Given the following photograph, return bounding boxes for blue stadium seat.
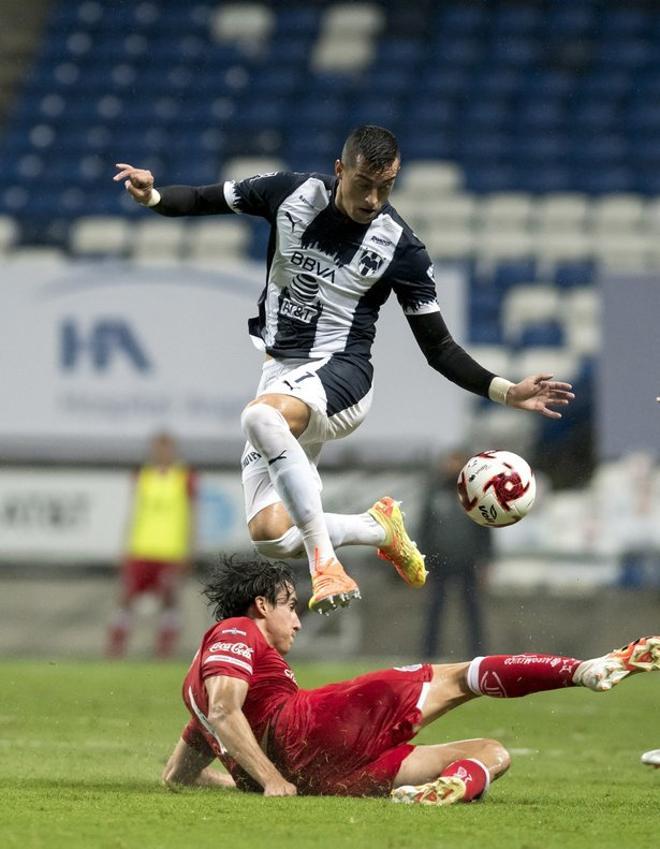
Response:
[553,261,596,289]
[429,37,483,66]
[519,166,572,193]
[464,164,517,194]
[418,67,469,97]
[436,4,487,34]
[517,321,565,349]
[491,260,538,292]
[469,67,520,98]
[397,132,455,160]
[577,166,634,194]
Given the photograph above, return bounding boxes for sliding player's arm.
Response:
[205,674,296,797]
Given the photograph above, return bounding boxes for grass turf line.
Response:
[0,660,658,849]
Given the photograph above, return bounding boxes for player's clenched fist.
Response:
[114,163,155,205]
[263,777,297,797]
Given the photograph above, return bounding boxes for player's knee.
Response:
[240,402,287,444]
[252,526,304,559]
[481,739,511,776]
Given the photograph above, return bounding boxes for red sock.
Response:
[155,627,179,659]
[467,654,582,698]
[106,625,128,658]
[440,759,489,802]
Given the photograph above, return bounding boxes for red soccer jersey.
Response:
[182,616,298,755]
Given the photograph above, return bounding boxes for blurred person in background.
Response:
[114,125,573,616]
[106,431,197,659]
[418,449,492,659]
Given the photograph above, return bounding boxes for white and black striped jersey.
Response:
[152,173,496,401]
[221,171,440,361]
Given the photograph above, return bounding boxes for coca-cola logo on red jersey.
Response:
[208,641,254,660]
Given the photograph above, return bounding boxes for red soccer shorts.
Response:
[270,664,433,796]
[121,558,179,603]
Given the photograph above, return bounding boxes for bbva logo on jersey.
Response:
[358,249,385,277]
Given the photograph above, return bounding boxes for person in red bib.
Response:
[106,432,197,659]
[162,556,660,803]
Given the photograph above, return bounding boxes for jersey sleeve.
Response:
[225,171,307,221]
[199,618,261,684]
[389,243,441,316]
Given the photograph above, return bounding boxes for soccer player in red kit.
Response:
[162,556,660,804]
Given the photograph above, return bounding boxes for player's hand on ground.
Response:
[262,777,297,797]
[506,374,575,419]
[114,163,155,205]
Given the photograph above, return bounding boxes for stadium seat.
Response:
[517,320,565,349]
[533,231,593,264]
[420,194,477,229]
[221,156,286,181]
[553,260,595,289]
[312,35,374,72]
[534,193,590,232]
[475,229,535,262]
[503,285,562,344]
[509,346,580,383]
[312,3,383,72]
[321,3,385,36]
[70,215,131,257]
[424,227,476,260]
[0,215,17,253]
[188,218,250,263]
[132,218,187,262]
[488,259,539,291]
[590,193,646,231]
[468,344,512,377]
[398,161,463,195]
[592,230,651,270]
[210,4,274,48]
[478,192,535,230]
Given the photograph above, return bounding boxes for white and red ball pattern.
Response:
[457,450,536,527]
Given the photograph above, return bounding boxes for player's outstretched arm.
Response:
[205,675,297,797]
[505,374,575,419]
[113,163,230,216]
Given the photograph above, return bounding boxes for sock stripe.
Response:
[467,656,485,695]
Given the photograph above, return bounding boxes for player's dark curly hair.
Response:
[342,125,400,171]
[202,554,296,621]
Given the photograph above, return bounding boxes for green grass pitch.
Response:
[1,660,658,849]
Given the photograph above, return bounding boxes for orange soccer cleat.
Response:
[308,556,361,615]
[368,497,428,588]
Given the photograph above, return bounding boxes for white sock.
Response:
[253,512,385,559]
[325,512,386,547]
[241,403,334,573]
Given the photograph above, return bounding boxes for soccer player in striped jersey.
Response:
[115,126,574,615]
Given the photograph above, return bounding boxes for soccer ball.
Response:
[457,450,536,527]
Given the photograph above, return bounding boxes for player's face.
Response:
[151,434,176,467]
[334,155,400,224]
[263,585,301,654]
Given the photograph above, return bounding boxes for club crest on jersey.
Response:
[358,249,385,277]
